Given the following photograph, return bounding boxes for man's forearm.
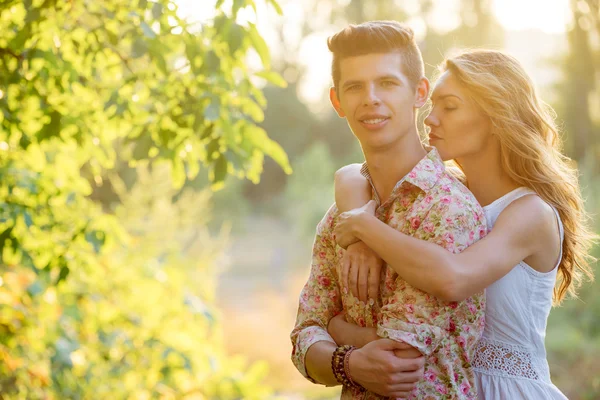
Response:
[329,315,379,348]
[305,341,340,386]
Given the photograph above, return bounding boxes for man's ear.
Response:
[330,87,346,117]
[414,77,430,108]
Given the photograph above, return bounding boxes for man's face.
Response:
[330,52,427,152]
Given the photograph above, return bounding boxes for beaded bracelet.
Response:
[344,346,357,386]
[331,345,362,389]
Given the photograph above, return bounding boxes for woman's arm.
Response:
[337,195,558,302]
[334,164,371,212]
[328,313,379,348]
[328,314,423,361]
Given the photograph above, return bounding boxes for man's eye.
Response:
[382,81,396,87]
[347,85,360,91]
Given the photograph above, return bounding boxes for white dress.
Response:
[473,187,568,399]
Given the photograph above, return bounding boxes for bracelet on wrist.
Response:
[331,345,363,390]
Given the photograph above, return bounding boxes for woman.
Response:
[330,50,596,399]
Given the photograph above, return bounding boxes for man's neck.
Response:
[363,133,427,204]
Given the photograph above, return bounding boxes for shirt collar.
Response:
[360,147,446,196]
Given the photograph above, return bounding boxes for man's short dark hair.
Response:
[327,21,424,90]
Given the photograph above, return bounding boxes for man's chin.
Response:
[358,136,400,152]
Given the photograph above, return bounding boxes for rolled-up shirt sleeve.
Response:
[290,204,342,382]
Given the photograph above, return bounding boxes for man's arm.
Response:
[290,204,342,385]
[291,205,426,395]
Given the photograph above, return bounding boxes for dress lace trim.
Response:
[472,338,544,380]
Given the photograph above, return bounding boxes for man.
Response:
[290,21,487,399]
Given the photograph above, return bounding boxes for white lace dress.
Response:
[473,187,568,399]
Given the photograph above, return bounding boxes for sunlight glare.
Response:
[492,0,571,33]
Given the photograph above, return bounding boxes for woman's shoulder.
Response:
[500,191,556,223]
[494,192,559,245]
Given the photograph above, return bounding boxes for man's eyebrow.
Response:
[378,74,402,81]
[342,80,362,88]
[342,75,403,88]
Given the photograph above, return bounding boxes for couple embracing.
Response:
[290,20,595,400]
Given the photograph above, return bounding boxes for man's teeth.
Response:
[363,118,386,124]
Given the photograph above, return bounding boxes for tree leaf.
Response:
[227,23,245,55]
[27,280,45,297]
[248,23,270,68]
[255,71,287,88]
[171,157,186,189]
[141,21,156,39]
[204,99,220,122]
[133,135,154,160]
[152,3,163,19]
[267,0,284,15]
[211,153,228,188]
[56,265,70,284]
[24,212,33,228]
[132,37,148,58]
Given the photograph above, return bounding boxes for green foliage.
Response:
[283,142,337,240]
[1,168,274,399]
[0,0,287,397]
[546,164,600,399]
[553,0,600,164]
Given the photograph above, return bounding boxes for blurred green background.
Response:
[0,0,598,399]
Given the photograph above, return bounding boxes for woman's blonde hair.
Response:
[441,49,596,304]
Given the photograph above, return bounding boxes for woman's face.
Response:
[424,71,493,161]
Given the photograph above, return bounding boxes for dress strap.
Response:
[549,205,565,270]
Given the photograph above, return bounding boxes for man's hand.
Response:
[341,241,384,303]
[349,339,425,398]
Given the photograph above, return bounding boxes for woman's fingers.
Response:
[358,259,369,302]
[341,253,351,293]
[349,259,360,299]
[368,264,380,300]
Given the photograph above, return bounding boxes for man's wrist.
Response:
[347,347,364,386]
[360,328,379,347]
[332,345,364,390]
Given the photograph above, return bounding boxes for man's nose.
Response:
[363,84,381,106]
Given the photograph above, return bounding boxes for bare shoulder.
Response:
[334,163,363,179]
[494,194,559,249]
[497,194,556,229]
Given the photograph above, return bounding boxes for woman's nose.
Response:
[424,112,439,127]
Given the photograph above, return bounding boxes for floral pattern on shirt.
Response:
[290,148,487,399]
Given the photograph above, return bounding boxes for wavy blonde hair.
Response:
[440,49,596,304]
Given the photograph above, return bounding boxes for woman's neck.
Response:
[457,142,520,207]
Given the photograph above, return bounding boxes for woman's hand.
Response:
[334,200,377,249]
[341,241,384,303]
[327,311,379,348]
